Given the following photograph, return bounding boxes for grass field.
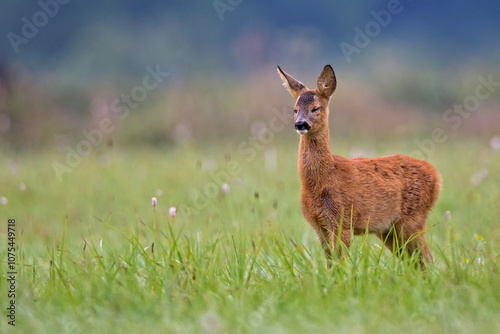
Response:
[1,137,500,333]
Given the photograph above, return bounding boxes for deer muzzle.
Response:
[295,121,311,134]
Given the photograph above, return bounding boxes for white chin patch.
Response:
[296,129,308,135]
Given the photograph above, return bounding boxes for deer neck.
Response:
[298,124,333,190]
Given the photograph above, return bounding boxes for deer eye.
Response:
[293,109,297,114]
[311,107,320,113]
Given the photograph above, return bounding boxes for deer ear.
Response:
[317,65,337,99]
[277,66,307,99]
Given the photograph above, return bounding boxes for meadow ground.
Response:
[1,137,499,333]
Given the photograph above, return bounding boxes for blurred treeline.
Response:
[0,1,499,150]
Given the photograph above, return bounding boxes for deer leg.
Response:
[403,227,432,271]
[315,226,333,267]
[395,218,433,271]
[379,230,403,258]
[411,234,432,271]
[331,227,351,259]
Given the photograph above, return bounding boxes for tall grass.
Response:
[1,138,499,333]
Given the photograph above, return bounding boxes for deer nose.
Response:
[295,121,311,131]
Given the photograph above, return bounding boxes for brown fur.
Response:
[277,65,441,270]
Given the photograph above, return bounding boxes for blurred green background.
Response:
[0,0,499,151]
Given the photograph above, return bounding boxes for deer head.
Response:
[277,65,337,135]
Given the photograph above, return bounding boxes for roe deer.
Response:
[277,65,441,270]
